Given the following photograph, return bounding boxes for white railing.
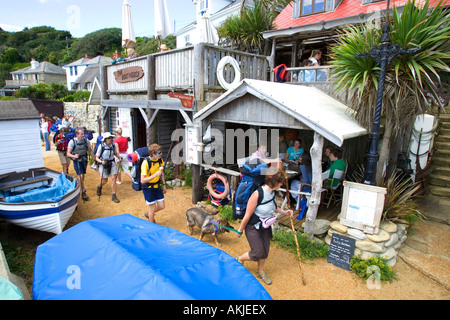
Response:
[286,66,332,83]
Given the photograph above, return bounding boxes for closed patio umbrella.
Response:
[155,0,173,39]
[198,14,219,45]
[122,0,136,48]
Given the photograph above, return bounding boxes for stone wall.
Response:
[325,219,408,267]
[63,102,101,133]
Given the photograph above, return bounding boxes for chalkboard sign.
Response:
[327,233,356,271]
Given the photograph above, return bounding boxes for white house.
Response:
[63,55,112,91]
[173,0,253,48]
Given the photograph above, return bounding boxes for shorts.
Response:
[245,224,271,261]
[57,150,70,165]
[143,187,165,205]
[73,159,88,175]
[99,161,119,178]
[118,153,130,174]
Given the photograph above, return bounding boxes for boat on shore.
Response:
[0,168,80,234]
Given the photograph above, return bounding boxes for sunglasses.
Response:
[157,152,162,155]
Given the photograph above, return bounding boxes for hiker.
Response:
[95,132,122,203]
[54,127,70,174]
[114,127,132,184]
[236,170,293,285]
[141,144,166,223]
[67,128,95,201]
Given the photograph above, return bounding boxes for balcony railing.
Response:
[5,79,40,86]
[285,66,332,84]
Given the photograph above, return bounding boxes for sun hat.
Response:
[102,132,115,141]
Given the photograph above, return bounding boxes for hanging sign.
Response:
[114,66,144,83]
[168,92,194,109]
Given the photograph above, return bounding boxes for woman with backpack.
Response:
[54,127,70,174]
[235,170,293,285]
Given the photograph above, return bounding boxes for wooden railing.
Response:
[104,43,269,101]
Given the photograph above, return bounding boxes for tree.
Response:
[219,0,292,54]
[70,28,122,59]
[329,0,450,184]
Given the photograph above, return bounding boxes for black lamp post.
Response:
[356,22,420,185]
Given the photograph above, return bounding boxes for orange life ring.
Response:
[207,173,229,200]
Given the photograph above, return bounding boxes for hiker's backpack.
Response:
[274,64,287,83]
[130,147,164,191]
[233,159,268,220]
[55,133,68,152]
[93,136,103,165]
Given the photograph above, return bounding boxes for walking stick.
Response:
[284,175,306,286]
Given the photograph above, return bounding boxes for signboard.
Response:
[340,181,387,234]
[186,125,202,165]
[114,66,144,83]
[327,233,356,271]
[168,92,194,109]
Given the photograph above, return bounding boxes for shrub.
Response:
[350,256,397,282]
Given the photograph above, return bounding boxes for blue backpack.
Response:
[233,159,268,220]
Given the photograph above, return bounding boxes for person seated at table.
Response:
[284,139,304,163]
[249,144,267,162]
[322,145,334,171]
[291,152,313,204]
[324,148,346,188]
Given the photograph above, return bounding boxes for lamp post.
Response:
[356,22,420,185]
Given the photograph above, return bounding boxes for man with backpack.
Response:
[95,132,122,203]
[67,128,95,201]
[141,144,166,223]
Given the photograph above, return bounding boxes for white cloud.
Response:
[0,24,22,32]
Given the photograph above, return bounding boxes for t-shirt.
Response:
[114,136,129,153]
[141,158,165,188]
[327,159,346,188]
[286,147,304,161]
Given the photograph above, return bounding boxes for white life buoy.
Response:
[216,56,241,90]
[207,173,229,200]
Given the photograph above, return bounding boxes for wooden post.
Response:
[147,55,156,145]
[194,43,206,103]
[304,132,324,240]
[100,65,109,134]
[192,164,203,204]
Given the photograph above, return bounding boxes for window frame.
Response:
[293,0,326,18]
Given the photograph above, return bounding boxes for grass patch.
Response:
[272,229,329,261]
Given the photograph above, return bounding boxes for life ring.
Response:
[217,56,241,90]
[207,173,230,200]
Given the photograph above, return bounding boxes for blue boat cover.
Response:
[33,214,272,300]
[5,174,76,203]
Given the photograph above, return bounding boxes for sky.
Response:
[0,0,197,38]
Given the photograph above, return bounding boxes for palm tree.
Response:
[329,0,450,184]
[219,0,292,54]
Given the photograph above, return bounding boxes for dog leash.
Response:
[210,220,243,235]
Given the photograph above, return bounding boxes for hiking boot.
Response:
[81,191,89,201]
[112,194,120,203]
[97,185,102,196]
[258,272,272,285]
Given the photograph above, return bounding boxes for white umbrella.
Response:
[122,0,136,48]
[198,15,219,45]
[155,0,173,39]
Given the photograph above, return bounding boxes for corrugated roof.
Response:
[194,79,367,146]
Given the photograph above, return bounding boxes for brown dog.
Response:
[186,207,232,247]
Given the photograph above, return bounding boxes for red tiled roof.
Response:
[274,0,450,30]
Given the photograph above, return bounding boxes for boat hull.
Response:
[0,168,80,234]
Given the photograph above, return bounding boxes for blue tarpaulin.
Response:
[5,174,76,203]
[33,214,272,300]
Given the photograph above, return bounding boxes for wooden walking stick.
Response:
[284,175,306,285]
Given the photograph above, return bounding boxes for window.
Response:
[199,0,208,15]
[293,0,325,18]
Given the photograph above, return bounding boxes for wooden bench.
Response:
[0,176,53,191]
